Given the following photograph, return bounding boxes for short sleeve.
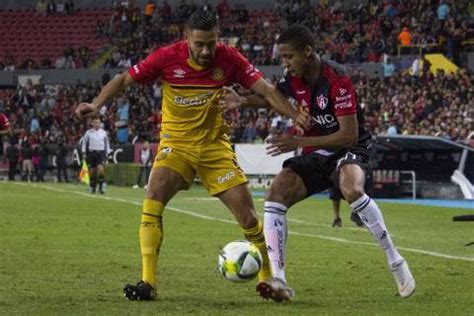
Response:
[331,76,357,116]
[276,75,292,98]
[0,114,9,129]
[229,49,263,89]
[129,47,169,85]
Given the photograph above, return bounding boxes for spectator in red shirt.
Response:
[0,112,12,137]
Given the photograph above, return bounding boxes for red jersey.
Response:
[277,59,370,154]
[0,113,10,131]
[129,40,263,144]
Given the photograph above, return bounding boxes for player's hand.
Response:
[266,134,301,156]
[218,86,242,112]
[294,108,312,131]
[75,102,98,120]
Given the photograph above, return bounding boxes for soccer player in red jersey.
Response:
[76,11,310,301]
[219,24,415,301]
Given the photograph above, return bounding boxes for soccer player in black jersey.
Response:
[219,24,415,302]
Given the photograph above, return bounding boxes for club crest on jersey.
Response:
[316,94,328,110]
[211,67,225,81]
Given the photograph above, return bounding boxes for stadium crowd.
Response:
[0,64,472,149]
[0,0,471,70]
[98,0,471,67]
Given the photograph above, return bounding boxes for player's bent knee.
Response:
[340,185,365,204]
[266,169,304,205]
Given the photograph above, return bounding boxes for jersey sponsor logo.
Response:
[174,93,213,107]
[316,94,328,110]
[312,114,336,125]
[335,94,351,102]
[217,171,235,184]
[335,100,353,109]
[211,67,225,81]
[173,69,186,78]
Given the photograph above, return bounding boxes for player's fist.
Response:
[75,103,98,119]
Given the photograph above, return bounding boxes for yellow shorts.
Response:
[152,136,248,195]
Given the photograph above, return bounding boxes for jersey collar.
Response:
[184,41,207,71]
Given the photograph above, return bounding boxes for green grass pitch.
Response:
[0,182,473,315]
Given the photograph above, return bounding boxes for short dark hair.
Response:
[185,10,217,31]
[277,24,316,51]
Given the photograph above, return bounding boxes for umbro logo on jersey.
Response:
[173,69,186,78]
[339,88,347,95]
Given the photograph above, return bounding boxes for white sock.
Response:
[263,201,288,283]
[351,194,403,265]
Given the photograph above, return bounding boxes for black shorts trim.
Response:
[282,143,372,197]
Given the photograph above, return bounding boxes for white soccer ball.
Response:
[218,240,262,282]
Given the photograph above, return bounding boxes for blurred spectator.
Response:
[398,27,412,54]
[55,137,69,182]
[217,0,231,19]
[36,0,48,15]
[383,56,396,80]
[6,140,19,181]
[144,0,156,24]
[133,141,152,189]
[56,0,65,14]
[36,138,49,182]
[65,0,75,15]
[47,0,57,15]
[437,1,449,21]
[20,141,34,181]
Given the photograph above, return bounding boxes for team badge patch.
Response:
[316,94,328,110]
[211,67,225,81]
[155,147,173,161]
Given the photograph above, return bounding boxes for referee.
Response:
[81,116,110,194]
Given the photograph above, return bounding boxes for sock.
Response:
[351,194,403,265]
[263,201,288,283]
[98,176,104,191]
[140,199,164,288]
[242,218,272,282]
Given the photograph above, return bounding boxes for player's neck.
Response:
[302,55,321,89]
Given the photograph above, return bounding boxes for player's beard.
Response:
[190,49,212,67]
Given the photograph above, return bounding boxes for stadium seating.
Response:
[0,8,111,66]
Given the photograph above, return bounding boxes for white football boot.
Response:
[256,278,295,302]
[390,258,416,298]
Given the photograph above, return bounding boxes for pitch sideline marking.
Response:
[11,183,474,263]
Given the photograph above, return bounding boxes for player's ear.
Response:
[304,45,313,59]
[184,26,190,41]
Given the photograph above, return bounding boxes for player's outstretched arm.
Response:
[75,72,135,119]
[249,78,311,130]
[218,86,269,112]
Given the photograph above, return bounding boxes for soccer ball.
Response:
[218,240,262,282]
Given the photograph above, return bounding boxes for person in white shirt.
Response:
[133,141,153,189]
[81,117,110,194]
